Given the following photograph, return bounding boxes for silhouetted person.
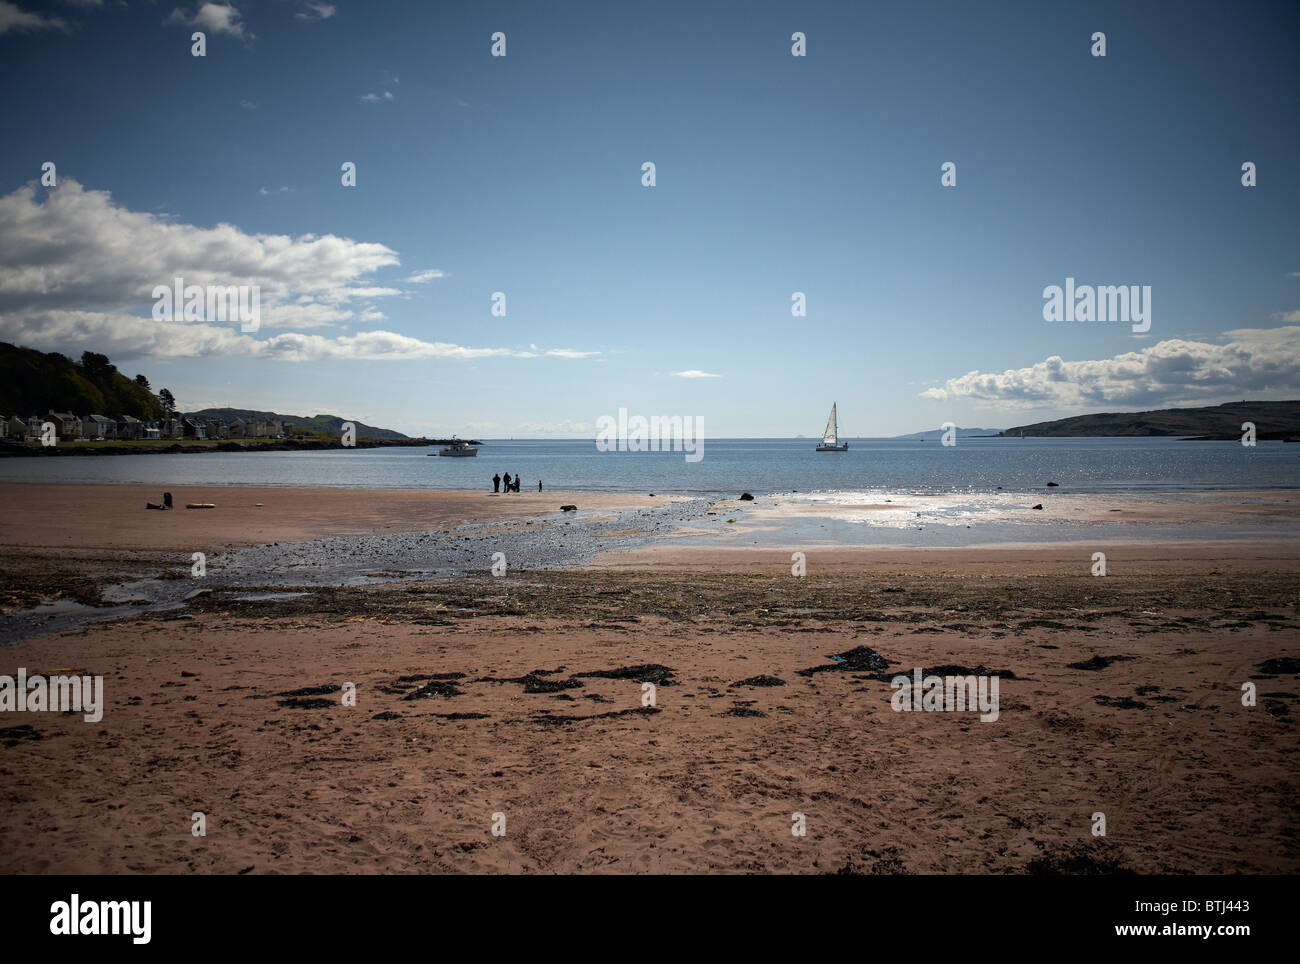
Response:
[538,480,542,492]
[513,472,521,493]
[503,472,512,492]
[492,473,501,493]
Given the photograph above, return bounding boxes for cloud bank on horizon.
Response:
[922,325,1300,410]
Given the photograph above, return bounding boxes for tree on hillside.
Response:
[158,388,176,415]
[78,352,115,381]
[135,374,150,390]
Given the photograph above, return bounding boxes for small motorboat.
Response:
[435,437,478,457]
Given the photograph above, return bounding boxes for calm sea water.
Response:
[0,437,1295,494]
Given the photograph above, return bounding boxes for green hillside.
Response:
[0,343,163,420]
[0,343,409,439]
[1002,401,1300,438]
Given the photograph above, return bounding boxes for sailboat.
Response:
[815,403,849,452]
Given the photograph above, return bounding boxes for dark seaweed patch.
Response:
[1258,657,1300,675]
[1068,655,1135,671]
[401,678,465,700]
[527,706,660,726]
[395,672,467,684]
[797,645,891,677]
[573,664,677,686]
[275,683,340,698]
[1026,844,1135,875]
[0,724,42,748]
[732,675,786,688]
[1093,695,1148,710]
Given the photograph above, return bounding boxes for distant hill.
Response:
[890,427,1003,440]
[1001,401,1300,438]
[0,342,163,420]
[189,408,408,440]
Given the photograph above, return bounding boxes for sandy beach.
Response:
[1,483,1297,874]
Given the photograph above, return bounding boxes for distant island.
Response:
[1000,401,1300,439]
[889,427,1003,441]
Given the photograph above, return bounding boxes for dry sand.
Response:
[0,484,1297,874]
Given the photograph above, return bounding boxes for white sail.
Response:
[822,403,838,446]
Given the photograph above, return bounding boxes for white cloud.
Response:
[360,90,394,103]
[406,269,445,283]
[0,179,397,329]
[295,2,334,20]
[671,369,721,378]
[546,348,600,359]
[0,179,599,364]
[166,3,251,42]
[920,326,1300,408]
[1,309,575,362]
[0,1,68,35]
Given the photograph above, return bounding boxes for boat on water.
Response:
[815,403,849,451]
[434,437,478,457]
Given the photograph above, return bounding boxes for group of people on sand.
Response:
[492,472,540,493]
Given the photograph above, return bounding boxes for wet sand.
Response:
[0,484,1297,874]
[0,483,674,553]
[591,540,1300,573]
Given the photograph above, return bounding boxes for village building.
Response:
[83,415,116,440]
[117,415,144,440]
[48,411,81,439]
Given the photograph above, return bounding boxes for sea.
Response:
[0,437,1295,495]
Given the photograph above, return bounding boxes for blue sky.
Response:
[1,0,1297,437]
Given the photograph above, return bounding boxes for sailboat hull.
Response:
[815,442,848,451]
